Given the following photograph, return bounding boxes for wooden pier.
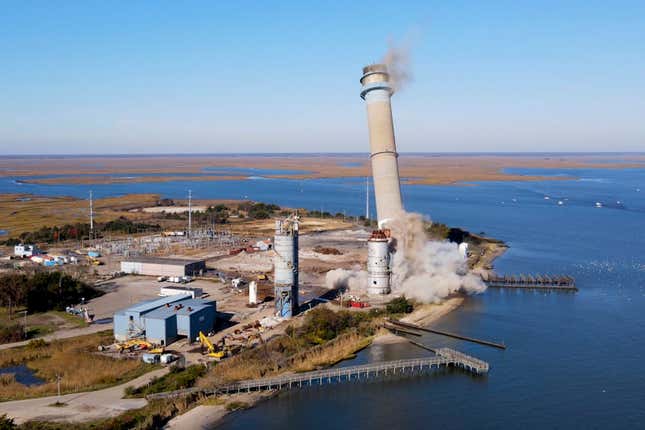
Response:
[386,318,507,350]
[147,350,489,400]
[482,273,577,291]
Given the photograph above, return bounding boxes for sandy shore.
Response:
[164,392,272,430]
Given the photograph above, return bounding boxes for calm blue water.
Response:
[0,365,44,386]
[1,166,644,428]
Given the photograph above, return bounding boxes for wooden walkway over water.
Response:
[147,349,488,400]
[482,273,577,291]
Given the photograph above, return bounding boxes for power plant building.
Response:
[120,257,206,277]
[113,296,216,345]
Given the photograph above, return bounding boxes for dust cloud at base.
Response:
[324,211,486,303]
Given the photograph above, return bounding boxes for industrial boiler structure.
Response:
[367,230,391,294]
[273,215,299,318]
[360,63,406,294]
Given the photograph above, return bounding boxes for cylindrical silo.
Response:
[274,217,299,317]
[360,64,404,226]
[249,281,257,305]
[367,230,391,294]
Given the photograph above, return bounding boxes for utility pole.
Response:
[89,190,94,241]
[20,310,27,338]
[365,176,370,220]
[188,189,192,238]
[56,374,62,399]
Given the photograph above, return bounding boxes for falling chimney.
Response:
[360,64,404,226]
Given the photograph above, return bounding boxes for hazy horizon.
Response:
[2,151,645,158]
[2,1,644,154]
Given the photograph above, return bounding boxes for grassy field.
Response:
[0,308,87,344]
[0,331,155,401]
[0,191,356,241]
[0,193,161,238]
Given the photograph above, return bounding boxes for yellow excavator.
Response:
[198,331,225,359]
[86,256,102,266]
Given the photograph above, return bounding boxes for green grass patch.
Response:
[48,311,88,328]
[225,401,249,411]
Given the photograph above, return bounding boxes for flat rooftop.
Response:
[122,256,205,265]
[160,286,202,293]
[120,295,187,314]
[145,298,215,319]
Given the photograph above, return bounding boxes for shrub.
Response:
[0,414,16,430]
[0,324,24,343]
[225,401,249,411]
[386,296,414,314]
[127,365,207,397]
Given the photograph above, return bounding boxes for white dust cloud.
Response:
[325,211,486,303]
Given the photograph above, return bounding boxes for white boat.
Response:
[595,202,603,208]
[558,201,564,205]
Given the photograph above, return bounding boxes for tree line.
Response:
[2,217,161,245]
[0,271,103,314]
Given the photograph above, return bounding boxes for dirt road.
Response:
[0,367,167,424]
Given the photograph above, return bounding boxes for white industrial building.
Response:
[159,286,203,299]
[121,257,206,277]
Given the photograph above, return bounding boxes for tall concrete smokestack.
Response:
[360,64,404,226]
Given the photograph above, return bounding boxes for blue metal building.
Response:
[113,296,216,345]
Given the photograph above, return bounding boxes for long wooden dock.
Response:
[147,350,489,400]
[386,318,507,350]
[482,273,577,291]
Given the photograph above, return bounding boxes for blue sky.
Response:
[1,1,644,154]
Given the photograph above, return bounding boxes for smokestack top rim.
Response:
[360,63,390,84]
[362,63,389,75]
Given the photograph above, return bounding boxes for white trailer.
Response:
[14,244,39,258]
[159,286,203,299]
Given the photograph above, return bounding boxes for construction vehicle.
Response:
[86,256,102,266]
[98,339,162,353]
[116,339,153,353]
[198,331,225,359]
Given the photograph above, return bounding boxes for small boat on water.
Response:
[595,202,603,208]
[558,201,564,205]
